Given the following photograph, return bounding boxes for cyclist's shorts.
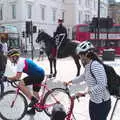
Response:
[23,75,44,92]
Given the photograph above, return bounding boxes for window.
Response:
[52,8,56,22]
[0,5,3,20]
[40,5,45,21]
[27,4,32,19]
[79,0,81,4]
[62,11,64,20]
[11,4,16,19]
[78,11,81,23]
[79,26,89,32]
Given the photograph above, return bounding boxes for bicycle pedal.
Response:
[35,107,43,112]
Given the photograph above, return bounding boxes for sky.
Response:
[116,0,120,2]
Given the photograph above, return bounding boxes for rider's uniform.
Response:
[51,24,67,57]
[16,57,45,92]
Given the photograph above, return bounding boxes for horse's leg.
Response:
[53,58,57,77]
[72,55,81,76]
[48,57,53,77]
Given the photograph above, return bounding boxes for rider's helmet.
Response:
[7,49,20,64]
[76,41,95,54]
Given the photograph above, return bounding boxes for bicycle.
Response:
[0,75,85,120]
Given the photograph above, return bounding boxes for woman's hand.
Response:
[72,92,87,100]
[63,81,72,86]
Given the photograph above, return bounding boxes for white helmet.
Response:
[76,41,95,54]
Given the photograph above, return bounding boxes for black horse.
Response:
[36,30,81,77]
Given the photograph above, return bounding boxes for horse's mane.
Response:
[42,31,53,41]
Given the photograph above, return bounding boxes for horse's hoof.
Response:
[53,74,56,77]
[76,73,79,76]
[48,74,53,78]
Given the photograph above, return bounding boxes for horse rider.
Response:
[52,18,68,57]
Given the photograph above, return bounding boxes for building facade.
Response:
[108,1,120,24]
[0,0,109,50]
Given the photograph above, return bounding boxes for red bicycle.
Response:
[0,75,85,120]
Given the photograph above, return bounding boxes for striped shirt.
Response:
[72,60,110,103]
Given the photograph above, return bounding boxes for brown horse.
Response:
[36,30,81,77]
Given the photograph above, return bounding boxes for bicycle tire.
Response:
[43,88,74,117]
[0,81,4,97]
[0,90,28,120]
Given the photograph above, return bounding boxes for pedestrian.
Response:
[64,41,111,120]
[5,49,45,115]
[51,103,66,120]
[0,43,7,78]
[0,37,8,56]
[37,46,45,61]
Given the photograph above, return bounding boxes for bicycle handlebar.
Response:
[64,83,86,101]
[1,77,20,88]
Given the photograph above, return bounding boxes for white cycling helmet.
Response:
[76,41,95,54]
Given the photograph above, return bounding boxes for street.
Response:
[1,57,120,120]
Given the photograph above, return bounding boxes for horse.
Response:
[36,30,81,77]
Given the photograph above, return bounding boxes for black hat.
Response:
[58,19,64,22]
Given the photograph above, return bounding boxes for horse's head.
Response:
[36,29,45,43]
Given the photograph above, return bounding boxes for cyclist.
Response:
[65,41,111,120]
[6,49,45,115]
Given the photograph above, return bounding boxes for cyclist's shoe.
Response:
[26,108,36,115]
[28,97,38,108]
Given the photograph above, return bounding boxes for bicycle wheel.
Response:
[43,88,74,117]
[0,90,28,120]
[0,81,4,97]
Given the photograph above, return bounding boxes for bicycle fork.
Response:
[65,97,77,120]
[11,88,20,108]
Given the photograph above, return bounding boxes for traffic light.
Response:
[22,31,25,38]
[33,26,37,33]
[26,21,32,35]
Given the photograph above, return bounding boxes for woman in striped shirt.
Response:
[65,41,111,120]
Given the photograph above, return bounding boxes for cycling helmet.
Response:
[7,49,20,57]
[76,41,95,54]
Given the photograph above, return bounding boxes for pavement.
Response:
[1,56,120,120]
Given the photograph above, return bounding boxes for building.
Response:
[108,1,120,24]
[0,0,108,50]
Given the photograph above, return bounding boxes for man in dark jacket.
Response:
[52,19,68,57]
[0,44,7,77]
[54,19,67,48]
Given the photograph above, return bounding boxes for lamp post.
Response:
[97,0,100,41]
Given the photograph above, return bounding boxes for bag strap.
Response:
[90,61,96,80]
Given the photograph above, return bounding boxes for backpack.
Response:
[51,103,66,120]
[90,61,120,97]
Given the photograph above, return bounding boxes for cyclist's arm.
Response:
[8,72,22,81]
